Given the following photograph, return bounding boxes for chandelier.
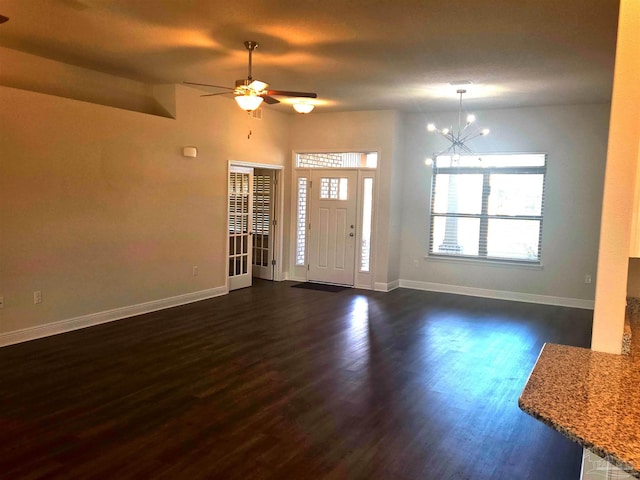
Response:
[427,89,490,161]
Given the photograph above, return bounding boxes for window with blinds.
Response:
[429,154,546,263]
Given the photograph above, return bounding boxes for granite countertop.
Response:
[519,312,640,478]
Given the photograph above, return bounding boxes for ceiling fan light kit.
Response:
[427,89,490,162]
[293,102,314,114]
[235,94,264,112]
[185,41,318,114]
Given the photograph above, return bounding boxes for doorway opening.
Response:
[291,151,378,289]
[228,162,283,291]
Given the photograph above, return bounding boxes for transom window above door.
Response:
[296,152,378,168]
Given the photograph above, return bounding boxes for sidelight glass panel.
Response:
[360,178,373,272]
[296,178,308,266]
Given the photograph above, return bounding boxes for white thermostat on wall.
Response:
[182,146,197,158]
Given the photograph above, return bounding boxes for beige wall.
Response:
[400,104,609,304]
[592,0,640,354]
[0,81,291,335]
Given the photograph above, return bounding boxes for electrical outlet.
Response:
[192,266,198,277]
[33,291,42,304]
[584,274,592,284]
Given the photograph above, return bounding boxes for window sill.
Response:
[424,254,544,270]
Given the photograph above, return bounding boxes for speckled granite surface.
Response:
[519,341,640,478]
[623,316,632,356]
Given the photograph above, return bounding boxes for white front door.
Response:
[308,170,357,285]
[228,166,253,291]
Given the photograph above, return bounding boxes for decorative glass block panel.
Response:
[320,177,348,200]
[296,178,308,266]
[296,152,378,168]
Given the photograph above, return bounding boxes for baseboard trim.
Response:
[374,280,400,292]
[0,286,228,348]
[398,279,595,309]
[287,275,307,283]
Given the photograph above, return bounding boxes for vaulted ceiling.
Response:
[0,0,620,113]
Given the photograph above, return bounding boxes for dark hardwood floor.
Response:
[0,280,593,479]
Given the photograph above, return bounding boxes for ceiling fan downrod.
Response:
[244,41,258,81]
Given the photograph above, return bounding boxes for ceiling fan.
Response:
[185,41,318,114]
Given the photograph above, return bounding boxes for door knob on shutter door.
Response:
[349,233,354,237]
[350,225,355,229]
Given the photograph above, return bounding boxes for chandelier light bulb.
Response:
[425,157,433,166]
[427,123,436,132]
[481,128,490,136]
[466,114,476,124]
[441,128,450,135]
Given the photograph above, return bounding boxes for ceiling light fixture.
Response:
[235,94,264,112]
[427,89,490,161]
[293,102,314,114]
[187,41,318,114]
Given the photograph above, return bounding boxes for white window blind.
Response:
[429,154,546,263]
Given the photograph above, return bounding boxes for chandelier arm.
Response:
[439,144,455,156]
[459,143,474,154]
[459,130,480,143]
[461,131,483,143]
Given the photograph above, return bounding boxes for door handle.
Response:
[349,233,354,237]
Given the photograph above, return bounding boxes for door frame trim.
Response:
[289,150,380,289]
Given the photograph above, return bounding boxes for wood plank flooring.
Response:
[0,280,593,479]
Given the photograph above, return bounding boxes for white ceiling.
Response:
[0,0,620,113]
